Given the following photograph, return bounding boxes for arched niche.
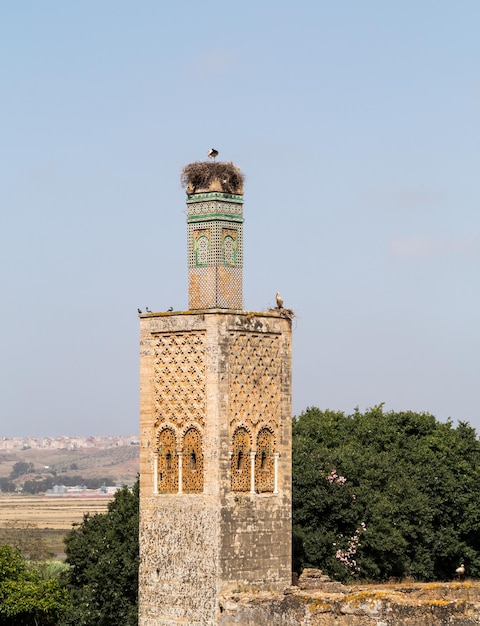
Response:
[231,427,251,492]
[156,428,178,494]
[255,427,275,493]
[182,427,203,493]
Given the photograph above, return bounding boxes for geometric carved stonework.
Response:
[255,427,275,493]
[228,331,281,494]
[231,427,251,492]
[228,332,281,433]
[182,427,204,493]
[156,428,178,494]
[153,331,206,430]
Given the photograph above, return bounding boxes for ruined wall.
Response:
[139,310,292,625]
[218,582,480,626]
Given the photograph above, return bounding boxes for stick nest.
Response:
[181,161,245,195]
[267,307,295,321]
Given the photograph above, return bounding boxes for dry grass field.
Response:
[0,494,112,529]
[0,494,113,557]
[0,447,137,557]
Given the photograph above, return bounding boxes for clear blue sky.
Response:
[1,2,479,437]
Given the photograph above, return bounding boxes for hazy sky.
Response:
[1,2,479,437]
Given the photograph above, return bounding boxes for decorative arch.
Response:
[194,232,210,266]
[222,231,237,266]
[182,427,203,493]
[255,427,275,493]
[231,426,252,492]
[156,427,178,493]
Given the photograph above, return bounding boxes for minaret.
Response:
[139,158,292,626]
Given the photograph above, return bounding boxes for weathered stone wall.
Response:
[139,496,220,626]
[220,493,291,593]
[139,310,292,625]
[218,583,480,625]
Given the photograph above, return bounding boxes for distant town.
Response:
[0,435,139,451]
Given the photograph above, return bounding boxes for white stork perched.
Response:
[207,148,218,161]
[276,292,283,309]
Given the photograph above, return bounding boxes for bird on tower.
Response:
[276,292,284,309]
[208,148,219,161]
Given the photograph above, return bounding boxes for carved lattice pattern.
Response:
[188,220,243,268]
[222,229,237,266]
[194,231,210,266]
[229,332,281,432]
[153,332,206,430]
[255,428,275,493]
[189,266,243,309]
[231,427,251,492]
[157,428,178,493]
[182,428,204,493]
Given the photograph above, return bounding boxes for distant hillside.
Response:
[0,444,139,486]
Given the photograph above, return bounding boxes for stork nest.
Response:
[181,161,245,195]
[268,307,295,321]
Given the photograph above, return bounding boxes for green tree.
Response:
[22,477,56,494]
[0,478,15,493]
[10,462,34,480]
[0,544,69,625]
[60,480,139,626]
[293,406,480,582]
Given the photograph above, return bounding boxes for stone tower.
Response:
[139,160,292,626]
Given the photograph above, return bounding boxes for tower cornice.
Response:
[186,192,243,203]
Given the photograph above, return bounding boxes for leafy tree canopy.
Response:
[60,480,139,626]
[9,462,34,480]
[0,478,15,493]
[293,405,480,582]
[0,544,69,626]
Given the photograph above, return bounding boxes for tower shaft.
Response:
[139,159,292,625]
[187,191,244,309]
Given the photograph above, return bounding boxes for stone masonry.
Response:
[138,161,293,625]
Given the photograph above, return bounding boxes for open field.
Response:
[0,494,112,529]
[0,494,113,557]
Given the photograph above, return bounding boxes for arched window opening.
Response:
[260,450,267,470]
[157,429,178,494]
[231,427,251,492]
[195,234,209,266]
[237,449,245,471]
[223,234,236,266]
[182,428,203,493]
[255,428,275,493]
